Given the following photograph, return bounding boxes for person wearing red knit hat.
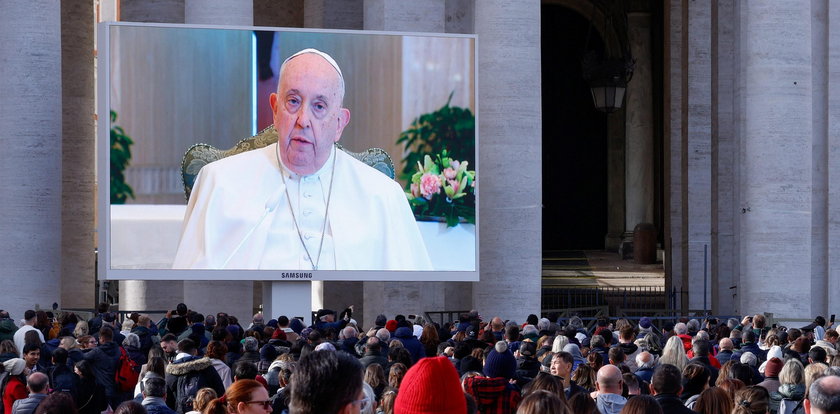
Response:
[394,356,466,414]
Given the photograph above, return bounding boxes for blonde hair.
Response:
[779,359,805,385]
[551,335,569,353]
[191,387,217,412]
[804,362,828,390]
[659,336,689,372]
[388,363,407,389]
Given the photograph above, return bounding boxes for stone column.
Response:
[118,0,185,316]
[809,0,829,317]
[738,2,813,317]
[304,0,363,29]
[710,0,738,315]
[685,1,712,311]
[181,0,255,322]
[359,0,447,327]
[665,0,687,310]
[61,0,96,309]
[445,0,474,34]
[364,0,445,31]
[623,12,655,254]
[254,0,304,27]
[185,0,252,25]
[0,1,63,319]
[473,1,541,323]
[827,0,840,315]
[120,0,185,23]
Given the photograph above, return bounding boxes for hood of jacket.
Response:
[132,325,151,338]
[0,319,17,334]
[596,393,627,414]
[98,340,120,358]
[165,356,213,376]
[778,383,805,400]
[618,342,639,355]
[394,326,415,339]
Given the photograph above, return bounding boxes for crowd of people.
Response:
[2,304,840,414]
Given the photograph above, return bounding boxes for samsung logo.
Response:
[281,272,313,279]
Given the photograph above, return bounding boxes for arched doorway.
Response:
[542,4,609,251]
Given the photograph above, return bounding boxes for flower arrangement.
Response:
[407,150,476,227]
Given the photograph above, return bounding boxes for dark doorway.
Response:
[542,4,608,251]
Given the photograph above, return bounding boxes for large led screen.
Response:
[98,22,478,281]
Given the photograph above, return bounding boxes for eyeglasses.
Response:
[353,395,371,411]
[245,400,272,409]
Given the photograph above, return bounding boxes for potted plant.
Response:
[110,110,135,204]
[398,93,476,227]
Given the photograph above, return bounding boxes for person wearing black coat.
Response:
[74,360,108,414]
[650,364,698,414]
[81,326,121,408]
[48,348,79,399]
[358,339,388,370]
[164,339,225,414]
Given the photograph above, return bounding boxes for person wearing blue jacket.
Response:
[393,322,424,364]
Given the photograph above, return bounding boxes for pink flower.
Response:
[443,167,457,180]
[410,183,421,198]
[448,178,460,193]
[420,173,442,200]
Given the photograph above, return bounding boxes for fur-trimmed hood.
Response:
[165,356,213,376]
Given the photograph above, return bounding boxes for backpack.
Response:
[114,346,140,392]
[175,373,202,413]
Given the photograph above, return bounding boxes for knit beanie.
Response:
[764,357,783,378]
[375,314,388,327]
[483,341,516,379]
[386,320,398,333]
[3,358,25,376]
[260,344,278,361]
[394,356,466,414]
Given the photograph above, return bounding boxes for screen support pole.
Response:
[264,281,312,326]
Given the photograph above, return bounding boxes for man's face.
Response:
[24,350,40,367]
[270,53,350,176]
[162,340,177,354]
[550,356,571,378]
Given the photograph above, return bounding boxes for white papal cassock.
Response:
[172,143,433,270]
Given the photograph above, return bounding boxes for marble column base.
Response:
[604,232,623,252]
[619,232,635,260]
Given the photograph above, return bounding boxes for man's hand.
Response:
[367,327,377,337]
[742,316,751,326]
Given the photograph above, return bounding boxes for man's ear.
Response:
[804,398,812,414]
[333,108,351,142]
[269,92,279,114]
[648,383,656,395]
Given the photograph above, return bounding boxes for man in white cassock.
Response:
[173,49,433,270]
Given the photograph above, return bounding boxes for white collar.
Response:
[276,144,336,180]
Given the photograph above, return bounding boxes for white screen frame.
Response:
[96,22,479,282]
